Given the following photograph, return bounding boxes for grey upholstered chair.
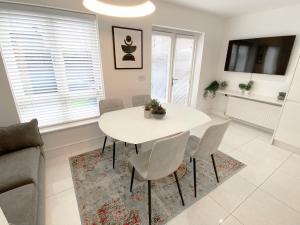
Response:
[187,120,230,197]
[132,94,151,107]
[129,131,190,225]
[99,98,125,168]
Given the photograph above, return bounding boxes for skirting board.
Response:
[43,135,107,153]
[273,139,300,155]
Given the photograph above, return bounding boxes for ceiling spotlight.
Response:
[83,0,156,18]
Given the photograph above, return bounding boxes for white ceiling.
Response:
[162,0,300,17]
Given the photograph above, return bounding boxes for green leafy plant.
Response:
[152,104,166,115]
[245,81,254,91]
[239,83,247,90]
[278,92,286,101]
[144,104,151,111]
[239,81,254,91]
[204,81,220,98]
[149,99,160,109]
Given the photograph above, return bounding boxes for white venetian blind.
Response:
[0,3,104,127]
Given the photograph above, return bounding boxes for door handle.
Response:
[172,78,179,86]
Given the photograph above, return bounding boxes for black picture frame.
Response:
[112,26,143,70]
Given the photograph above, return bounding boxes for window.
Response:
[0,3,104,127]
[151,29,197,105]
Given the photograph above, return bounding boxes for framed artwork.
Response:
[112,26,143,69]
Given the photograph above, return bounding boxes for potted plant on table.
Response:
[144,104,152,119]
[151,104,166,119]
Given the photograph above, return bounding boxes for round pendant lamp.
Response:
[83,0,156,18]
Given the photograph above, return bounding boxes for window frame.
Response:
[0,2,105,128]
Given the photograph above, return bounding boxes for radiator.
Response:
[225,96,281,130]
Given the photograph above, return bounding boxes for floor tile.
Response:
[233,189,300,225]
[221,216,243,225]
[238,139,291,167]
[229,140,291,186]
[46,188,81,225]
[45,150,73,197]
[45,162,73,198]
[277,154,300,179]
[210,175,257,212]
[261,170,300,212]
[167,196,229,225]
[219,142,237,154]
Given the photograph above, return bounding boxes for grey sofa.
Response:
[0,119,45,225]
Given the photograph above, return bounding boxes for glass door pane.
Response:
[151,34,172,103]
[171,37,195,105]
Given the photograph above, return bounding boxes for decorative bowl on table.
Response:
[152,113,166,119]
[151,105,166,120]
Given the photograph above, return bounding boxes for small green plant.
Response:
[239,83,247,91]
[152,104,166,115]
[204,80,220,98]
[278,92,286,101]
[239,81,254,91]
[149,99,160,109]
[144,104,151,111]
[245,81,254,91]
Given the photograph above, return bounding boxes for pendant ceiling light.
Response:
[83,0,156,18]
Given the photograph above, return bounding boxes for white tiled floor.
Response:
[45,118,300,225]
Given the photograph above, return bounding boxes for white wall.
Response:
[0,0,225,151]
[211,4,300,114]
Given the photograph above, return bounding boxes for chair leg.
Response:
[130,167,135,192]
[193,158,197,198]
[135,144,139,154]
[148,180,152,225]
[113,142,116,169]
[102,136,107,154]
[174,171,185,206]
[211,154,219,183]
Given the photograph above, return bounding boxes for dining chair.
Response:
[129,131,190,225]
[99,98,126,168]
[132,94,151,107]
[187,120,230,197]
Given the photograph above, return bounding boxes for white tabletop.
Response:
[98,104,211,144]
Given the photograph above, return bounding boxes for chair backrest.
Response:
[146,131,190,180]
[99,98,124,116]
[132,94,151,107]
[194,120,230,159]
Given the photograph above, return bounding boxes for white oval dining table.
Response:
[98,104,211,144]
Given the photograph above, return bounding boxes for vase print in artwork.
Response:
[112,26,143,69]
[122,35,136,61]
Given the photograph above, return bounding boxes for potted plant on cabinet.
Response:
[203,80,220,98]
[239,81,254,94]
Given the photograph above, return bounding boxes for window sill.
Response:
[40,118,99,134]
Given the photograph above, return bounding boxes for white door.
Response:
[151,30,197,105]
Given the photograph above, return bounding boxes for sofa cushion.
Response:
[0,184,37,225]
[0,148,41,193]
[0,119,43,155]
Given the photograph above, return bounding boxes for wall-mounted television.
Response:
[224,35,296,75]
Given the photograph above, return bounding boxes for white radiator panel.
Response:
[226,97,281,130]
[275,101,300,150]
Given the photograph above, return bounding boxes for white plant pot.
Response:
[144,110,151,119]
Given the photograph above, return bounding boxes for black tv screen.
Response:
[224,35,296,75]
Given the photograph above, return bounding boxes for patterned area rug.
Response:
[69,143,245,225]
